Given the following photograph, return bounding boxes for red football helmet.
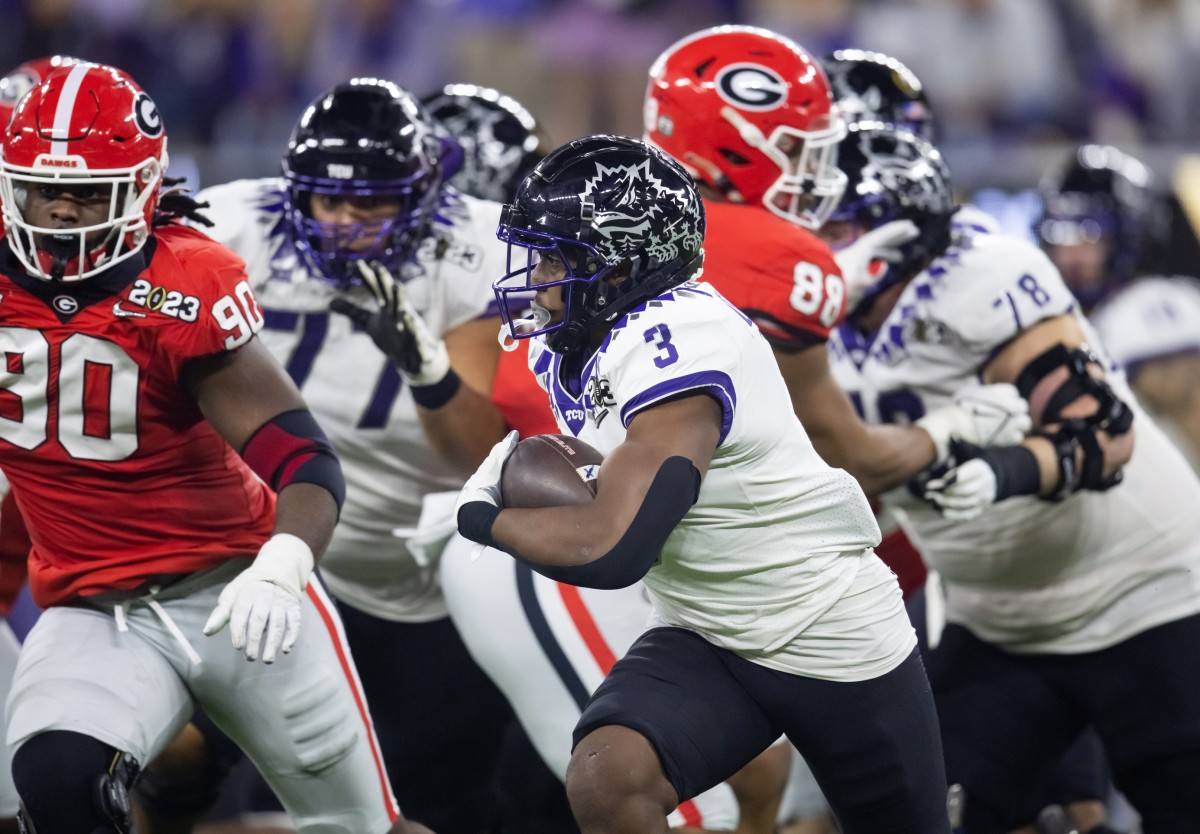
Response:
[0,62,167,282]
[644,26,846,230]
[0,56,82,128]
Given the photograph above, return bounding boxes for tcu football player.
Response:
[455,133,952,834]
[442,28,1027,834]
[1092,274,1200,472]
[821,50,1121,834]
[0,63,423,834]
[823,122,1200,833]
[1035,145,1161,314]
[421,84,550,205]
[134,78,519,834]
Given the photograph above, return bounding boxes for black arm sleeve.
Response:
[518,456,701,589]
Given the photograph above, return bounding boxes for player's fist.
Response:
[916,383,1031,465]
[923,458,998,521]
[203,533,313,663]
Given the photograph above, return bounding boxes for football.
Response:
[500,434,604,508]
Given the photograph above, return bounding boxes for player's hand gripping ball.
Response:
[500,435,604,508]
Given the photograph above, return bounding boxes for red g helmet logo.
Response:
[714,64,788,111]
[644,26,846,230]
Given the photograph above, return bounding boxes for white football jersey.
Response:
[1091,275,1200,373]
[527,281,915,681]
[196,178,505,621]
[828,228,1200,653]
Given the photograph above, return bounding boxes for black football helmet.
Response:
[823,49,934,141]
[830,122,956,315]
[421,84,549,203]
[282,78,453,287]
[1035,144,1159,309]
[495,134,705,355]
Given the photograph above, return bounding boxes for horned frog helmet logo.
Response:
[858,131,941,211]
[582,159,703,264]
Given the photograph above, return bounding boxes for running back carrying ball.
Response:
[501,435,603,508]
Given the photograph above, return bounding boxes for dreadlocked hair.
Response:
[153,176,214,228]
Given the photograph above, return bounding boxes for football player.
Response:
[1092,274,1200,472]
[455,132,953,834]
[442,28,1028,834]
[421,84,550,205]
[0,54,84,834]
[0,55,82,127]
[133,78,517,834]
[822,48,934,140]
[423,86,762,834]
[821,53,1120,834]
[1034,145,1160,314]
[823,121,1200,833]
[0,63,426,834]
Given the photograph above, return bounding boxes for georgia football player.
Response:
[0,63,427,834]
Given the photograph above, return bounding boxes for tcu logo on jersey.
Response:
[714,63,787,111]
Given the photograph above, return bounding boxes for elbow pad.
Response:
[1016,344,1133,500]
[522,456,701,590]
[241,409,346,511]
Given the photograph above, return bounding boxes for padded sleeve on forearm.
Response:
[517,456,701,590]
[241,409,346,510]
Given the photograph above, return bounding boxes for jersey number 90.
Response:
[0,285,264,461]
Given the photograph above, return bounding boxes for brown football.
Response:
[500,434,604,508]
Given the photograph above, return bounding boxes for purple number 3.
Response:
[644,324,679,368]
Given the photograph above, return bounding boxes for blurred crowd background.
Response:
[1,0,1198,255]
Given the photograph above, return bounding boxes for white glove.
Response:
[329,261,451,386]
[923,458,998,521]
[203,533,314,663]
[832,219,920,310]
[454,430,519,518]
[916,383,1032,465]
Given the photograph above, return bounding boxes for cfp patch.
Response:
[912,318,951,344]
[125,278,200,322]
[586,376,616,427]
[416,236,483,271]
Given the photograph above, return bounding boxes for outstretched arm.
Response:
[184,338,343,662]
[459,393,722,587]
[775,344,1028,497]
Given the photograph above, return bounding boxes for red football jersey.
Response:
[0,225,276,606]
[491,340,558,438]
[701,200,847,347]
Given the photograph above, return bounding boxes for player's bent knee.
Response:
[567,726,677,824]
[134,727,227,820]
[12,731,139,834]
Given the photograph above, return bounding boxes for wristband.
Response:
[410,368,461,409]
[976,445,1041,501]
[457,501,501,548]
